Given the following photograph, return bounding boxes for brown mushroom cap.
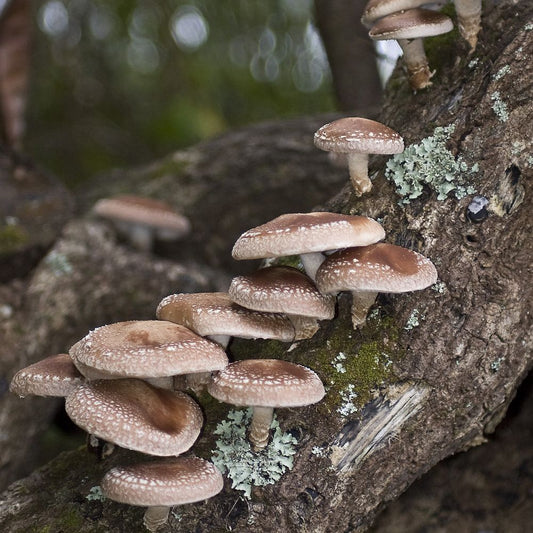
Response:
[229,266,335,320]
[10,353,83,397]
[65,379,203,456]
[314,118,404,156]
[232,212,385,260]
[93,195,191,238]
[70,320,228,379]
[101,457,223,507]
[316,243,438,294]
[361,0,434,27]
[208,359,325,407]
[369,8,453,40]
[156,292,295,342]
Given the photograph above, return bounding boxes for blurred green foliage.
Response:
[26,0,336,186]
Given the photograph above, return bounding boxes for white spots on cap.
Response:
[208,359,325,408]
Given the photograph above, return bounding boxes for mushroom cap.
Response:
[208,359,325,408]
[314,118,404,156]
[101,457,223,507]
[369,8,453,40]
[93,195,191,238]
[65,379,203,456]
[156,292,295,342]
[232,212,385,260]
[70,320,228,379]
[10,353,83,397]
[316,243,438,294]
[361,0,436,27]
[229,266,335,320]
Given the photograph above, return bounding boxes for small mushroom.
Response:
[92,195,191,252]
[156,291,296,347]
[65,378,203,456]
[208,359,325,451]
[315,243,438,328]
[69,320,228,392]
[369,8,454,91]
[453,0,482,50]
[101,457,223,532]
[232,212,385,279]
[228,266,335,340]
[361,0,439,28]
[10,353,83,397]
[314,118,404,195]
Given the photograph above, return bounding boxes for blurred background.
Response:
[25,0,339,185]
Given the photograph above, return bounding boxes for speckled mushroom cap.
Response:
[314,118,404,156]
[361,0,433,27]
[65,379,203,456]
[316,243,438,294]
[10,353,83,397]
[232,212,385,259]
[368,8,453,40]
[101,457,223,507]
[208,359,325,407]
[93,195,191,237]
[156,292,295,342]
[229,266,335,319]
[70,320,228,379]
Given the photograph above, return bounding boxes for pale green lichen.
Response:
[492,65,511,81]
[404,309,424,330]
[86,486,106,502]
[490,356,505,372]
[337,384,358,417]
[490,92,509,122]
[311,446,328,458]
[331,352,347,374]
[431,281,446,294]
[211,409,297,499]
[385,125,477,204]
[44,251,73,276]
[468,58,479,69]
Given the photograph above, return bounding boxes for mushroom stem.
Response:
[185,372,212,393]
[350,291,378,328]
[454,0,482,50]
[207,334,231,348]
[249,405,274,451]
[397,38,433,90]
[300,251,326,280]
[143,505,170,532]
[287,314,320,341]
[346,152,372,195]
[127,223,154,253]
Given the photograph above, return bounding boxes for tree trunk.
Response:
[0,1,531,531]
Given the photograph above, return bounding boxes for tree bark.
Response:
[0,1,532,531]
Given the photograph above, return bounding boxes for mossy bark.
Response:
[0,1,532,531]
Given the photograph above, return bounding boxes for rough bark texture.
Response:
[0,1,532,531]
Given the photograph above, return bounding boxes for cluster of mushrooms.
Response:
[9,115,440,530]
[362,0,483,90]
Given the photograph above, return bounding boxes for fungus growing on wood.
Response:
[92,195,191,252]
[10,353,83,397]
[315,243,438,328]
[361,0,434,28]
[208,359,325,451]
[369,8,454,90]
[156,291,296,347]
[65,378,203,456]
[314,118,404,195]
[101,457,223,532]
[69,320,228,391]
[229,266,335,339]
[232,212,385,279]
